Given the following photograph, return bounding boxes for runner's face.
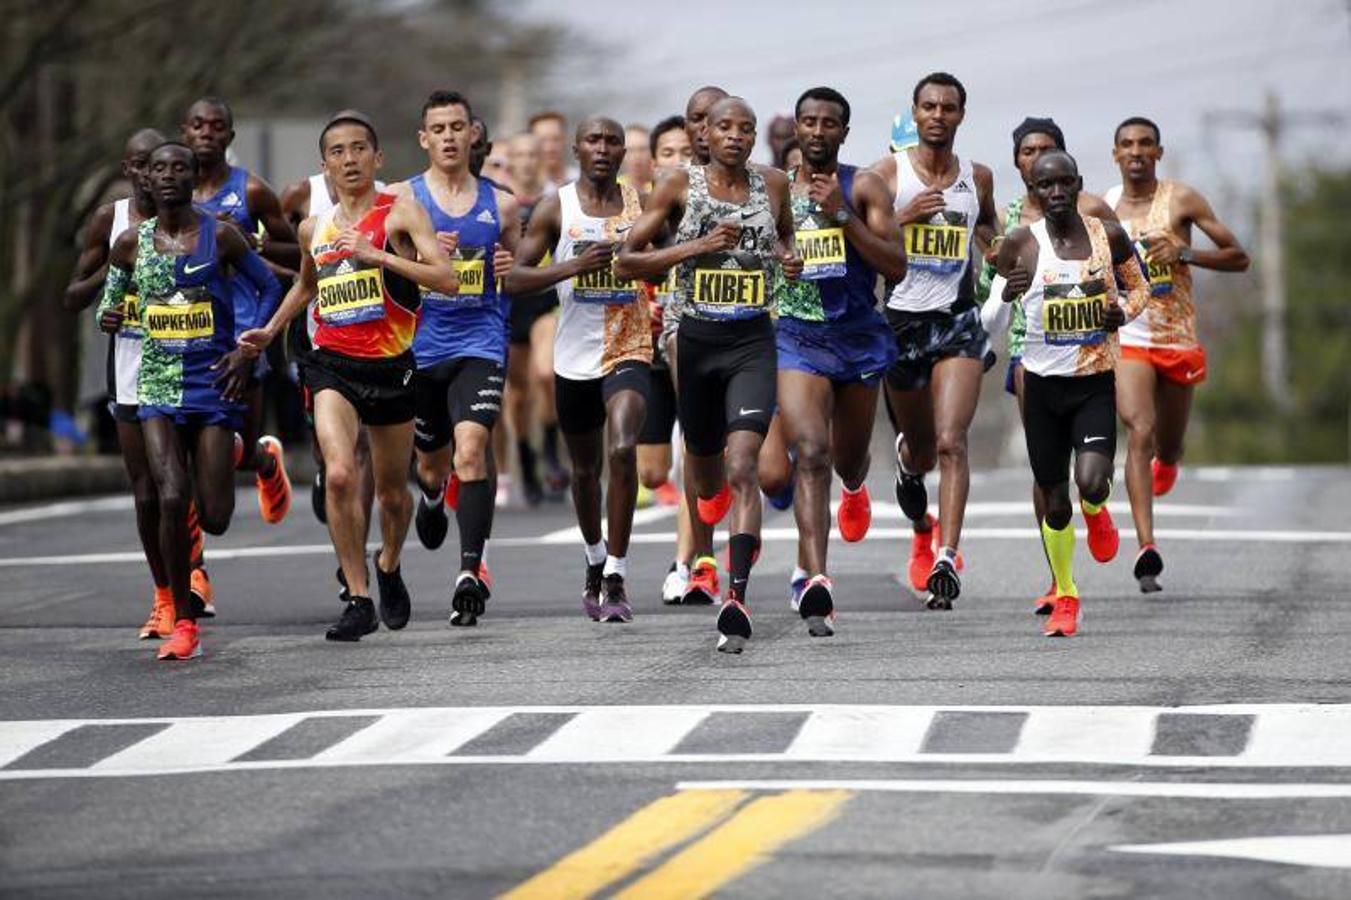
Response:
[707,107,756,168]
[419,104,473,171]
[1113,125,1162,181]
[1017,133,1060,184]
[912,84,964,147]
[508,135,540,185]
[321,124,380,193]
[123,148,155,198]
[149,147,196,208]
[182,104,232,166]
[1030,157,1081,218]
[532,118,566,173]
[685,92,723,163]
[622,129,653,183]
[794,99,847,167]
[653,129,692,171]
[575,123,625,181]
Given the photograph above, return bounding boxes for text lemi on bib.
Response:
[905,222,967,263]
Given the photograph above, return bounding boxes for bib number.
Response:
[692,267,766,318]
[1135,241,1174,296]
[904,220,968,272]
[120,293,143,337]
[144,289,214,353]
[1042,281,1108,346]
[424,254,493,310]
[797,227,846,280]
[317,268,386,326]
[571,242,636,305]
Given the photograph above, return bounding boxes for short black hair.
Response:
[912,72,966,110]
[320,109,379,153]
[1011,116,1066,161]
[650,115,685,156]
[1115,116,1161,145]
[794,86,851,126]
[422,90,474,124]
[152,140,199,173]
[187,96,233,128]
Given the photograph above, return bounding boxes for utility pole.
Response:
[1205,92,1346,411]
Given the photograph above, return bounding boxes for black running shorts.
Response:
[555,362,651,436]
[884,306,988,391]
[676,315,777,457]
[508,292,559,346]
[413,356,506,452]
[1022,369,1116,487]
[639,364,678,445]
[305,348,416,427]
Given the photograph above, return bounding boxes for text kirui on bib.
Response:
[572,242,637,305]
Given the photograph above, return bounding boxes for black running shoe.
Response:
[926,555,960,610]
[582,562,605,621]
[336,567,349,603]
[893,434,929,522]
[414,487,449,550]
[326,597,378,641]
[1134,545,1164,594]
[450,573,489,627]
[716,595,753,654]
[374,550,411,629]
[798,575,836,637]
[312,470,327,524]
[599,573,633,623]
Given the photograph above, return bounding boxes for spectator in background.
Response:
[529,111,572,192]
[620,123,653,191]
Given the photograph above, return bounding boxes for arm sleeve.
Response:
[97,265,131,317]
[235,247,283,328]
[980,273,1012,335]
[1114,248,1151,321]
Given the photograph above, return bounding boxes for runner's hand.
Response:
[211,348,255,402]
[1002,262,1031,302]
[574,241,616,275]
[1103,302,1126,332]
[492,242,514,274]
[700,221,741,253]
[436,231,461,258]
[335,227,383,265]
[1141,230,1181,266]
[896,186,945,225]
[238,327,274,355]
[807,173,844,217]
[781,249,804,282]
[98,307,125,334]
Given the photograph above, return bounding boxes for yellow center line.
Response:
[612,789,853,900]
[499,789,747,900]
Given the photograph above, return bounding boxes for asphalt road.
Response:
[1,462,1349,899]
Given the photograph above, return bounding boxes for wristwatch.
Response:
[832,207,851,225]
[1178,246,1195,264]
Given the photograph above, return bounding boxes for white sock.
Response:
[791,565,809,584]
[603,555,626,578]
[675,560,690,579]
[585,541,607,566]
[423,482,444,504]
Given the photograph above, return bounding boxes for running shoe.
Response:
[445,473,461,511]
[450,572,489,627]
[599,574,634,623]
[837,485,872,543]
[930,518,965,570]
[477,561,494,592]
[654,481,681,507]
[256,436,292,524]
[797,574,836,637]
[1151,458,1178,497]
[907,515,937,591]
[1083,504,1120,563]
[311,470,327,524]
[374,550,411,630]
[326,597,378,641]
[415,482,450,550]
[495,473,514,509]
[926,549,961,610]
[765,479,794,512]
[893,433,928,522]
[696,482,732,526]
[1134,544,1164,593]
[716,595,753,653]
[1043,594,1080,637]
[788,572,809,612]
[336,567,350,603]
[661,563,688,605]
[157,619,200,660]
[186,501,204,566]
[191,567,215,618]
[635,484,656,510]
[582,562,605,621]
[1033,584,1057,616]
[681,555,720,605]
[139,586,175,640]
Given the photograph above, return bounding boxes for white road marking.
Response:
[675,781,1351,800]
[2,704,1350,780]
[0,496,131,528]
[537,505,679,544]
[1110,835,1351,868]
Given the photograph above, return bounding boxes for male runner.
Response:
[396,91,519,626]
[870,72,998,608]
[98,141,280,659]
[182,97,298,524]
[1106,117,1250,592]
[507,116,651,622]
[619,96,802,653]
[977,117,1120,613]
[240,110,458,642]
[530,111,573,191]
[65,128,180,637]
[620,124,654,191]
[777,87,906,635]
[506,130,567,505]
[994,150,1149,636]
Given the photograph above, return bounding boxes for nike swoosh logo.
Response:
[1083,436,1107,444]
[1088,267,1104,276]
[740,210,758,220]
[1185,369,1203,379]
[183,262,210,275]
[738,408,762,416]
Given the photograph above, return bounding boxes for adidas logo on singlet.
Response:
[476,209,496,225]
[1067,285,1086,298]
[336,259,355,275]
[953,181,972,193]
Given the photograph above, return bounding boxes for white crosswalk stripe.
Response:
[2,704,1350,779]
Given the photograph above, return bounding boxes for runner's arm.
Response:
[380,195,459,295]
[1106,220,1151,320]
[615,171,705,281]
[218,222,283,328]
[63,202,115,311]
[279,179,311,231]
[247,174,301,270]
[94,230,138,332]
[971,163,999,258]
[844,169,907,282]
[994,227,1034,303]
[240,217,318,351]
[501,194,574,295]
[1078,192,1119,223]
[1180,186,1250,272]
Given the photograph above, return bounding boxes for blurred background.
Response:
[3,0,1350,467]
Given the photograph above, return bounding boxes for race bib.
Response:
[1135,241,1174,296]
[120,293,143,337]
[693,267,766,315]
[316,267,386,326]
[797,227,846,280]
[453,259,486,296]
[1042,280,1108,346]
[423,251,493,310]
[571,242,636,305]
[904,222,968,266]
[144,287,214,353]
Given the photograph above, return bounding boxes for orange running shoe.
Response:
[1043,594,1080,637]
[256,435,292,524]
[1033,584,1057,616]
[654,481,681,507]
[696,483,732,526]
[478,561,494,592]
[1152,458,1178,497]
[682,555,721,605]
[1083,504,1120,563]
[837,485,872,543]
[186,502,205,566]
[907,515,936,591]
[139,586,175,640]
[445,472,461,511]
[191,567,215,618]
[157,619,201,660]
